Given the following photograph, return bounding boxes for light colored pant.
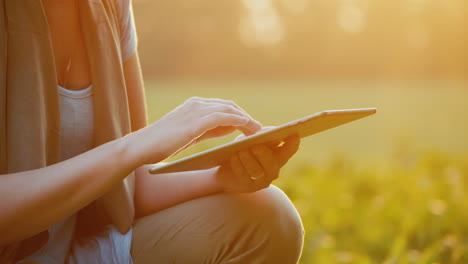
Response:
[131,185,304,264]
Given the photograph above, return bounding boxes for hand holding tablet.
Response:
[149,108,377,174]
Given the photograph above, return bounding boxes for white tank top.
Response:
[19,86,133,264]
[58,85,95,161]
[18,0,137,261]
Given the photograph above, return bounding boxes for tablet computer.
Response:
[148,108,377,174]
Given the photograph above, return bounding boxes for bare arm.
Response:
[0,95,262,246]
[135,165,222,217]
[0,137,141,246]
[134,135,300,217]
[95,52,147,234]
[125,52,148,131]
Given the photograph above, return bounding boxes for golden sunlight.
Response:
[407,22,429,51]
[240,0,285,47]
[278,0,309,15]
[337,3,366,34]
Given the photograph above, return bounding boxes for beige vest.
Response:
[0,0,133,261]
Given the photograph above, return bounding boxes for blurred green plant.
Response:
[144,80,468,263]
[277,152,468,264]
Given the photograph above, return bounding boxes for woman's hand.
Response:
[215,134,300,193]
[127,97,262,165]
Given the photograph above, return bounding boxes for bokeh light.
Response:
[240,0,285,46]
[133,0,468,263]
[337,4,366,34]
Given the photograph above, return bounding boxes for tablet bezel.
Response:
[149,108,377,174]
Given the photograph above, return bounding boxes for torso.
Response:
[42,0,91,90]
[11,1,137,262]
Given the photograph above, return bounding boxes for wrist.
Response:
[209,167,227,192]
[122,126,169,167]
[207,167,226,193]
[119,130,152,168]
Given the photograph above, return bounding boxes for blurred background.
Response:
[133,0,468,263]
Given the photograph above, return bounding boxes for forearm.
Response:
[133,134,301,217]
[0,135,145,246]
[134,165,223,217]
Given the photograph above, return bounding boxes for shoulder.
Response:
[104,0,131,20]
[104,0,133,32]
[115,0,131,17]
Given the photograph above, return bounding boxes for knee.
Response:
[236,185,305,263]
[131,185,304,264]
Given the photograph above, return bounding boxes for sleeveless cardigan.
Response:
[0,0,134,261]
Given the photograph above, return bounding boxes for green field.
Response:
[144,80,468,264]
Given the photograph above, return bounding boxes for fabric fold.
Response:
[0,0,133,261]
